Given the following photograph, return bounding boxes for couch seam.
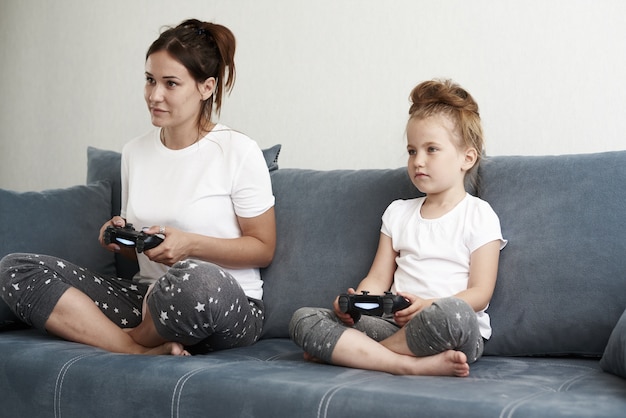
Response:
[54,354,100,418]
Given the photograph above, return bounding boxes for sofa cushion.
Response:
[479,151,626,356]
[600,308,626,378]
[261,167,425,338]
[0,181,115,329]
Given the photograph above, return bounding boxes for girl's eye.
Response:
[407,149,416,156]
[428,146,439,153]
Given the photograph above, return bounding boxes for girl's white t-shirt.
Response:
[383,194,506,339]
[120,124,275,299]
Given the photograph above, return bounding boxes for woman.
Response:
[0,19,275,356]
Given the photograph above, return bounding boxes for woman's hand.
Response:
[333,288,357,326]
[98,216,137,260]
[393,292,434,327]
[98,216,126,251]
[142,225,189,267]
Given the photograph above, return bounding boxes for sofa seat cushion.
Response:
[479,151,626,357]
[1,330,626,418]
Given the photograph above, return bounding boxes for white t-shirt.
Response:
[383,194,506,339]
[120,124,275,299]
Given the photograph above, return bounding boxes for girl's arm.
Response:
[454,239,501,312]
[142,207,276,269]
[355,233,398,294]
[333,233,398,325]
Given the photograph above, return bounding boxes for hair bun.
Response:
[409,79,479,116]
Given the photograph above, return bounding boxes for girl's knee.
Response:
[405,297,481,358]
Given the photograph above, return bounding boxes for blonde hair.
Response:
[408,79,484,175]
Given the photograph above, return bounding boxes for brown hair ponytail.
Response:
[146,19,237,129]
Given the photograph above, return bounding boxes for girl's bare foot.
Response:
[407,350,469,377]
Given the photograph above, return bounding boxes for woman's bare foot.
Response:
[145,341,191,356]
[303,351,325,364]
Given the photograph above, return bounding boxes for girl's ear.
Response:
[199,77,216,100]
[462,147,478,172]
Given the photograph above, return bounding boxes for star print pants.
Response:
[289,297,484,363]
[0,253,264,353]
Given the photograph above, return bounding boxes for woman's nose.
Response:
[148,84,164,102]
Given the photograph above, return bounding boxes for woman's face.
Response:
[144,50,213,130]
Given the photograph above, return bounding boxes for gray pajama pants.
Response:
[0,253,264,353]
[289,297,484,363]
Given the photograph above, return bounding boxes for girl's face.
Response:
[406,115,476,197]
[144,50,214,130]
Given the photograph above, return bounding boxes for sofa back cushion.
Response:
[479,151,626,356]
[261,168,426,338]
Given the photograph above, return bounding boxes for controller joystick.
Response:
[338,291,410,323]
[103,223,164,253]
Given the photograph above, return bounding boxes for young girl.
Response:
[289,79,506,376]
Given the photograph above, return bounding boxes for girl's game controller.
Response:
[103,224,163,253]
[338,291,411,323]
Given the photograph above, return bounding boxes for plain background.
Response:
[1,0,625,191]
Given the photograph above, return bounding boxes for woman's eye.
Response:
[167,81,178,87]
[145,77,155,84]
[428,147,438,153]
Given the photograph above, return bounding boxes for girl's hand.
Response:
[99,216,126,251]
[393,292,434,327]
[142,225,190,266]
[333,288,357,326]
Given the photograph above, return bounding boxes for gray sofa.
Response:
[2,146,626,418]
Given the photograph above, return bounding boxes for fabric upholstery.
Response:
[479,151,626,356]
[601,308,626,378]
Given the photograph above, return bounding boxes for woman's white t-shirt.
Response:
[120,124,275,300]
[382,194,506,339]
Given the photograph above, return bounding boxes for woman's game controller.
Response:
[338,291,411,323]
[103,224,164,253]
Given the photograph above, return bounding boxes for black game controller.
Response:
[103,224,164,253]
[338,291,411,323]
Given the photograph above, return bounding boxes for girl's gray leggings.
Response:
[289,297,484,363]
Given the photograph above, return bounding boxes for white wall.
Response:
[1,0,625,191]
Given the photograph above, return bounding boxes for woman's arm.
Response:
[142,207,276,269]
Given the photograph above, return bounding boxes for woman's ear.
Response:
[462,147,478,171]
[199,77,216,100]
